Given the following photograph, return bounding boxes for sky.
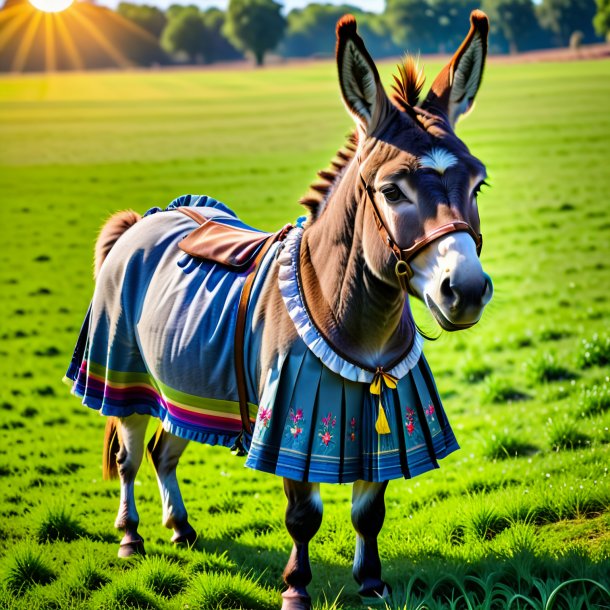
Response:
[100,0,385,12]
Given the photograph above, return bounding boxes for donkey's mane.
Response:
[300,56,427,222]
[391,55,426,112]
[299,130,359,221]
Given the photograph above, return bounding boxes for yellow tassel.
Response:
[375,399,391,434]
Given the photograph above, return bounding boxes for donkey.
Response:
[66,11,492,609]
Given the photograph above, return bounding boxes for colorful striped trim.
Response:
[66,360,257,434]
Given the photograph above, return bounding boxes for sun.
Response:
[29,0,73,12]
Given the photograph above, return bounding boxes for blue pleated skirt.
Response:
[245,341,459,483]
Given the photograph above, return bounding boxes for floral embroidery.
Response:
[348,417,357,442]
[319,412,336,447]
[258,406,272,429]
[405,407,415,436]
[425,403,436,422]
[288,408,304,439]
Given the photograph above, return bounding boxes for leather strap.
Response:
[177,206,292,436]
[360,175,482,286]
[234,224,292,434]
[402,221,482,262]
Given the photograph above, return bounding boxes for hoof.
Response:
[281,589,312,610]
[359,583,392,606]
[118,536,145,558]
[172,525,198,547]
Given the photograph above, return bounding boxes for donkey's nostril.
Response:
[440,277,453,300]
[440,277,461,311]
[481,273,493,305]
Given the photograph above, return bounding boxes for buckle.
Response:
[395,259,412,279]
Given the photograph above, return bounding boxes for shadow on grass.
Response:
[382,551,610,610]
[143,526,610,610]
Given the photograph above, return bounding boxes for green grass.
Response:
[36,504,87,543]
[3,544,56,596]
[0,56,609,609]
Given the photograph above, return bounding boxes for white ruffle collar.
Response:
[277,226,423,384]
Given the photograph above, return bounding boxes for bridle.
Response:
[359,174,483,291]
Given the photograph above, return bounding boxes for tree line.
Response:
[119,0,608,67]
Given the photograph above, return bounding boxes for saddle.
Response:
[177,206,291,271]
[176,206,292,442]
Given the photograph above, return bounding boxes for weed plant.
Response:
[525,352,575,384]
[89,576,162,610]
[4,544,56,595]
[482,429,538,460]
[136,556,188,598]
[460,357,492,383]
[464,499,508,541]
[36,504,87,543]
[579,382,610,416]
[189,550,237,574]
[69,557,111,594]
[545,417,589,451]
[481,376,529,403]
[577,333,610,369]
[184,571,280,610]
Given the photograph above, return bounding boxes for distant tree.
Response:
[161,11,207,63]
[166,4,199,20]
[282,4,361,58]
[356,12,403,57]
[594,0,610,39]
[116,2,167,39]
[385,0,437,53]
[537,0,599,46]
[201,8,243,62]
[481,0,540,53]
[161,8,242,64]
[225,0,287,66]
[428,0,479,53]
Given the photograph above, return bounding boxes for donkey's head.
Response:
[331,12,493,331]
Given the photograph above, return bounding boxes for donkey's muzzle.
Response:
[428,271,493,331]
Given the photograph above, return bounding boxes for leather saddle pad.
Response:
[177,206,288,271]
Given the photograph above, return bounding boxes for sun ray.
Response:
[70,7,132,69]
[0,3,31,24]
[11,9,42,72]
[0,6,35,50]
[53,11,83,71]
[44,13,56,72]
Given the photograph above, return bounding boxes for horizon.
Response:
[96,0,385,12]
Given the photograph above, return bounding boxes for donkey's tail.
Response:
[102,417,120,480]
[94,210,142,279]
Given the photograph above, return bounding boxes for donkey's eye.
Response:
[473,180,489,197]
[380,185,404,203]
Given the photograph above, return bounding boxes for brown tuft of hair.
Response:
[392,56,426,110]
[299,131,359,221]
[94,210,141,279]
[470,9,489,31]
[102,417,120,480]
[336,14,357,38]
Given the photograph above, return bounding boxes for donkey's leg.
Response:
[282,479,323,610]
[351,480,391,601]
[114,414,149,557]
[147,429,197,546]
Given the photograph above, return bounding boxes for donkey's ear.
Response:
[422,10,489,128]
[336,15,390,135]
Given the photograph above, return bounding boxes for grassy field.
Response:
[0,56,609,610]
